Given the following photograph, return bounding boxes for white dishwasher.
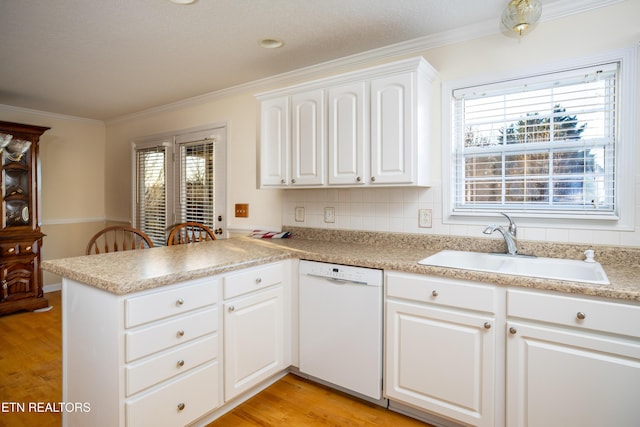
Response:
[298,260,383,401]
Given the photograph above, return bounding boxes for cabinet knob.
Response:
[484,322,491,329]
[228,305,235,313]
[7,248,15,254]
[576,312,586,320]
[509,327,517,335]
[356,176,361,182]
[371,176,376,182]
[176,298,184,306]
[280,179,286,184]
[255,277,262,285]
[291,179,296,184]
[177,360,185,368]
[25,246,31,252]
[177,402,185,411]
[177,329,185,337]
[431,290,438,297]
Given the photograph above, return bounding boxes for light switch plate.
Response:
[418,208,432,228]
[295,207,305,222]
[324,207,335,223]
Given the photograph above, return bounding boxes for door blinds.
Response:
[134,144,168,246]
[177,139,216,227]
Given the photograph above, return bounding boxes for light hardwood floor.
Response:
[0,291,431,427]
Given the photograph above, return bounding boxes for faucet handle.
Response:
[500,212,517,237]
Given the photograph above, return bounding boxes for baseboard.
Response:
[44,283,62,293]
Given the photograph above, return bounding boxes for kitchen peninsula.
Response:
[43,231,640,427]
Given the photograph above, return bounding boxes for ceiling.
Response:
[0,0,617,121]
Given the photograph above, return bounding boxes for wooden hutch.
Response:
[0,121,49,315]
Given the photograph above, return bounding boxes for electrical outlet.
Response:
[235,203,249,218]
[295,207,305,222]
[418,208,432,228]
[324,207,335,223]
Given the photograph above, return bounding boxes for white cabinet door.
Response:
[370,72,414,184]
[506,321,640,427]
[223,286,285,400]
[386,300,495,427]
[291,89,325,186]
[260,96,289,187]
[328,81,367,185]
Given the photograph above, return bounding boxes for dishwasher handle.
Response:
[305,273,369,286]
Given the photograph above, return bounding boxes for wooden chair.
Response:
[86,226,154,255]
[167,222,216,246]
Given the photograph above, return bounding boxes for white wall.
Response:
[98,0,640,249]
[282,1,640,247]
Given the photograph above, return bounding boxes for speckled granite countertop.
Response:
[42,232,640,302]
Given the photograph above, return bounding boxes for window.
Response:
[133,126,226,245]
[442,48,636,229]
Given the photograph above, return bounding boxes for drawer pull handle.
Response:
[177,329,185,338]
[431,290,438,297]
[228,305,235,313]
[255,277,262,284]
[576,312,586,320]
[176,298,184,306]
[484,322,491,329]
[177,360,185,368]
[177,402,185,411]
[509,327,517,335]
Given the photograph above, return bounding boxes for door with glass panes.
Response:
[133,126,226,246]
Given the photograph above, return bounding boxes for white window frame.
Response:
[441,47,637,230]
[132,124,227,245]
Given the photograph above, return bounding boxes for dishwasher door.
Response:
[298,260,383,400]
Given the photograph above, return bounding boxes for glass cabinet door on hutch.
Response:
[0,121,49,315]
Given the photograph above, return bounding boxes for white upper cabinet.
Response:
[291,89,326,186]
[257,57,436,188]
[259,97,289,187]
[370,72,414,184]
[328,81,367,185]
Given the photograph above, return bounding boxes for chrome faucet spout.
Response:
[483,214,518,255]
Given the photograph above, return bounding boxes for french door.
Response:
[133,125,226,246]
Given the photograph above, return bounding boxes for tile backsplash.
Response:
[282,176,640,248]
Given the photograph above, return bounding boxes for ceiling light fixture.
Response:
[501,0,542,36]
[259,38,285,49]
[169,0,197,4]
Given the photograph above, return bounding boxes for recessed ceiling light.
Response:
[169,0,197,4]
[259,38,285,49]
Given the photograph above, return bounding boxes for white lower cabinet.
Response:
[385,272,499,427]
[62,276,222,427]
[223,262,288,401]
[506,289,640,427]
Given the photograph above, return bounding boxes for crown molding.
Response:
[107,0,624,125]
[0,104,105,125]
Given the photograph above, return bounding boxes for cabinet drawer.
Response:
[126,361,219,427]
[508,289,640,338]
[223,262,283,300]
[125,278,217,328]
[0,241,37,257]
[125,307,217,362]
[386,272,496,313]
[126,334,218,396]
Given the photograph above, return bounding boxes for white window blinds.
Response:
[134,143,169,246]
[177,138,216,227]
[452,62,618,214]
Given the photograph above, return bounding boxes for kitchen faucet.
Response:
[483,212,518,255]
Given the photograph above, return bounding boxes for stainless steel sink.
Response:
[418,250,609,285]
